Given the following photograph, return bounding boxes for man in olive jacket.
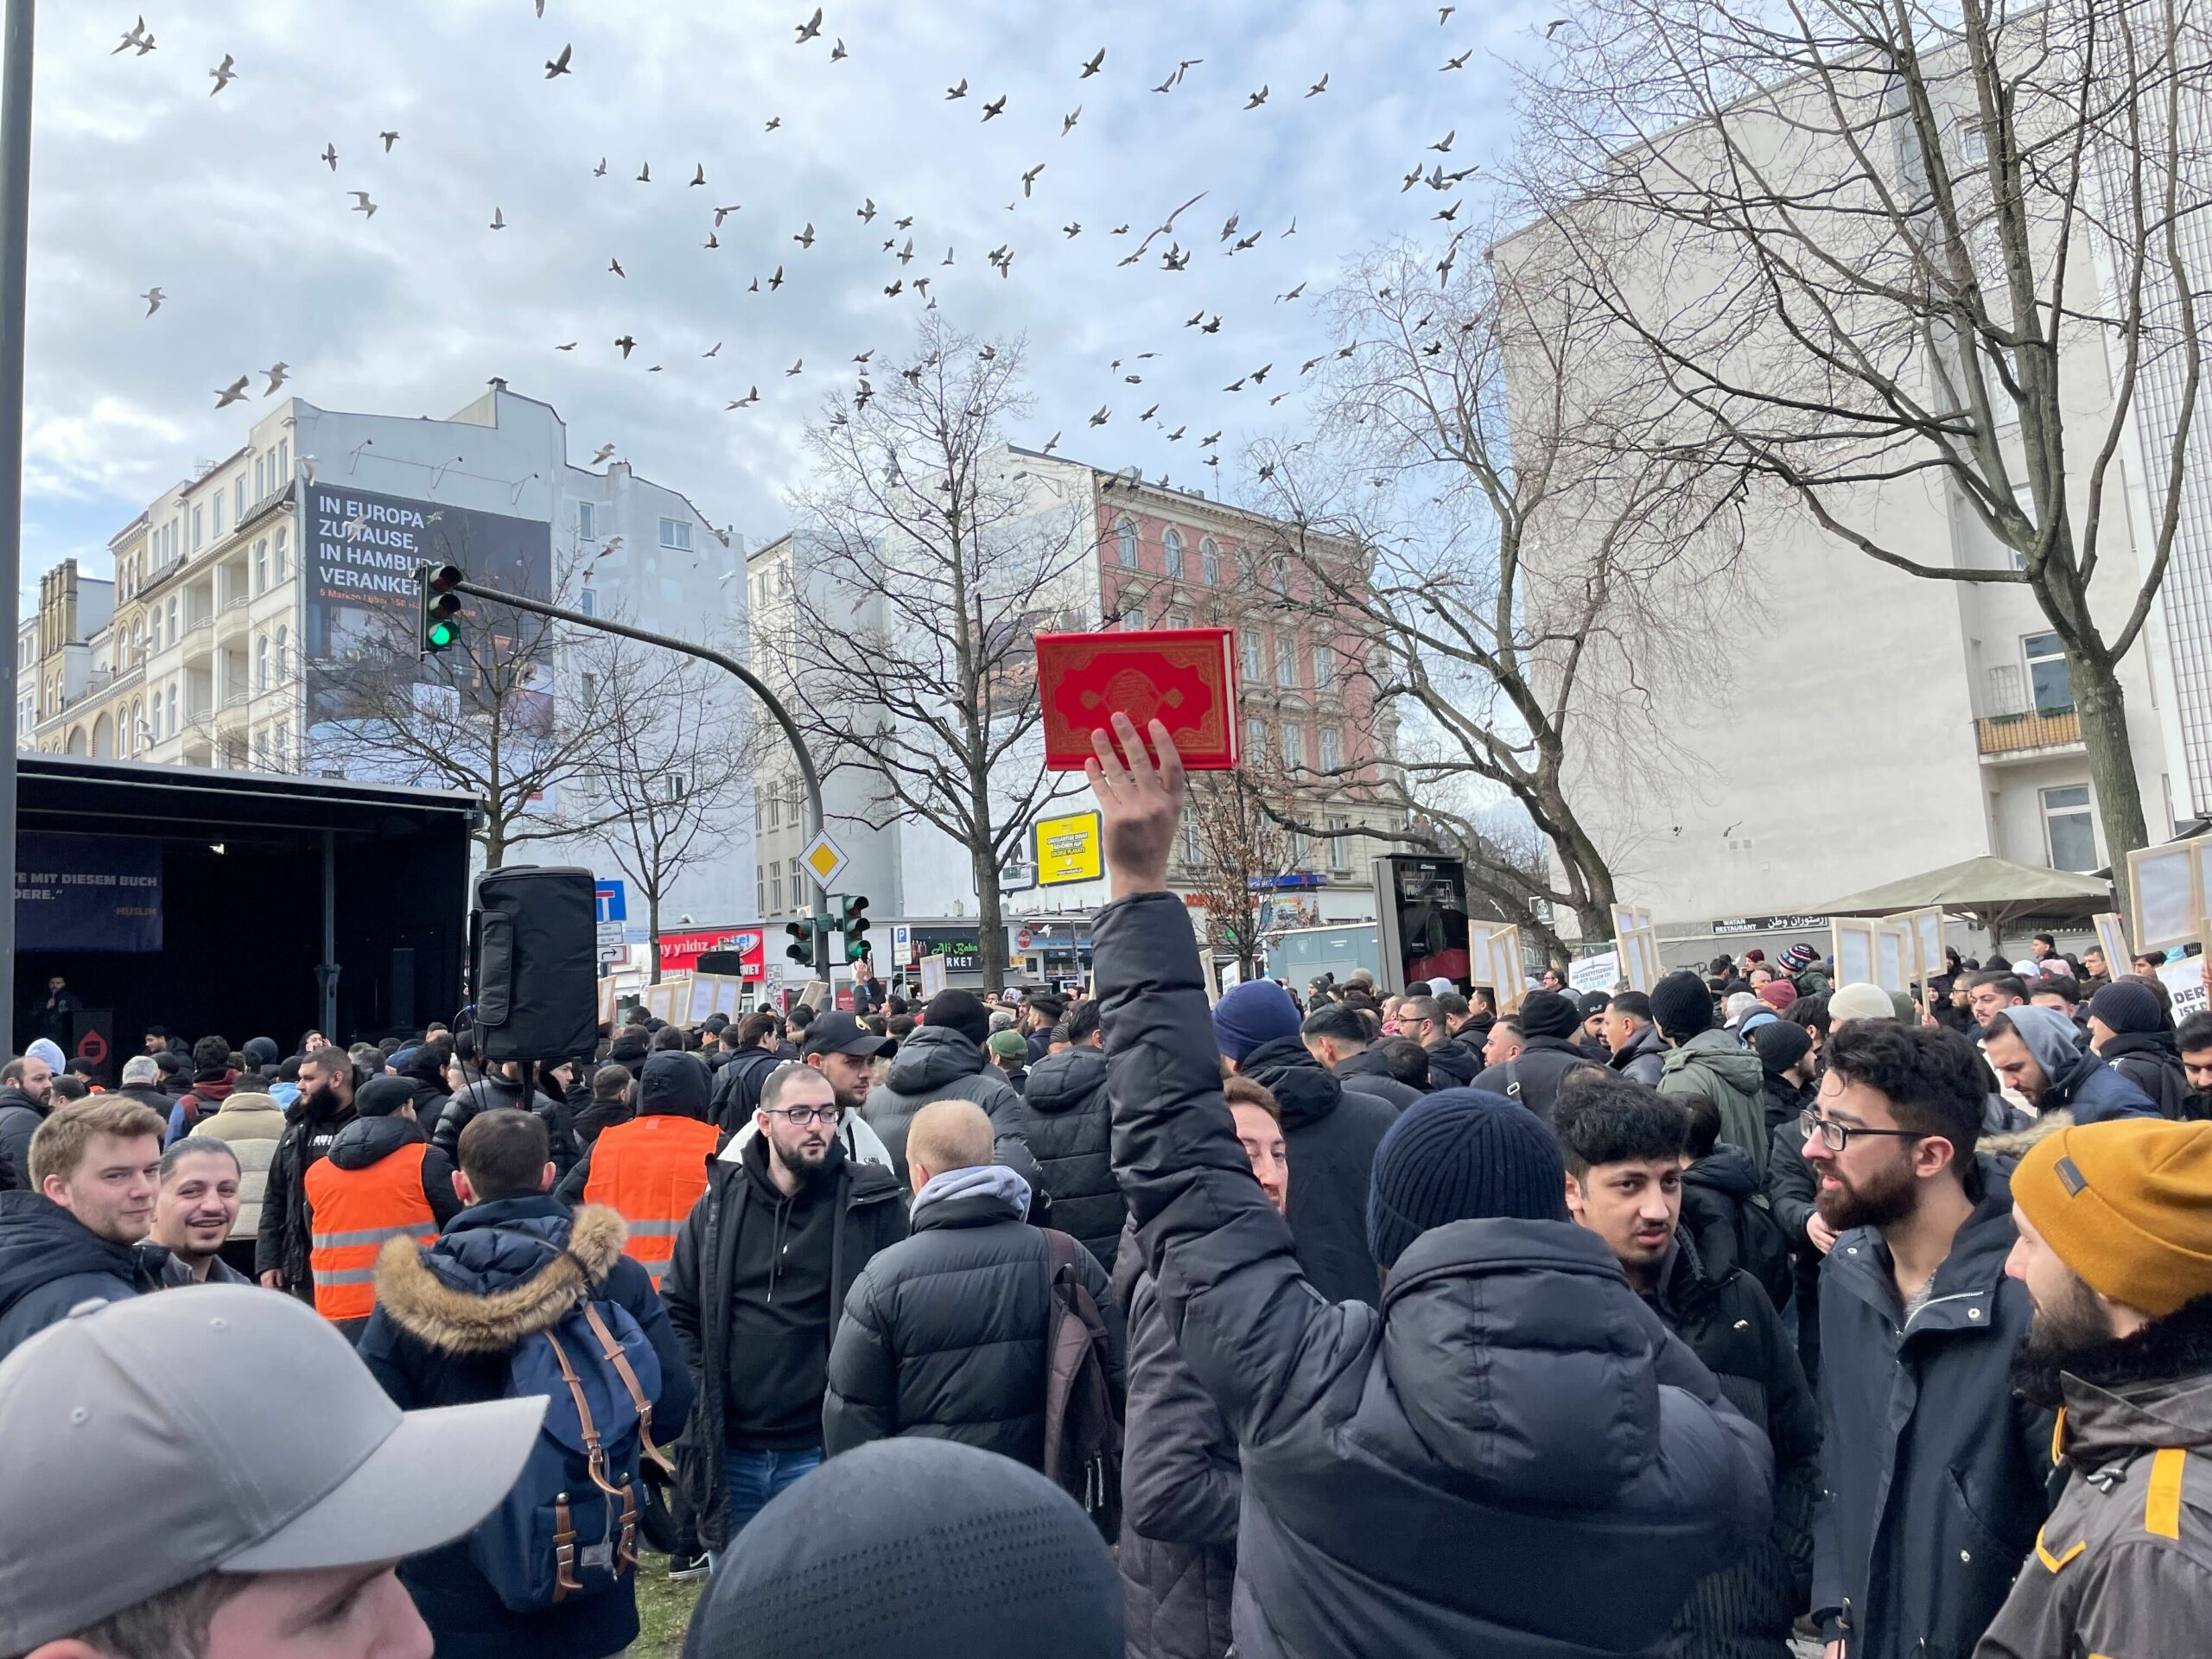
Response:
[1975,1116,2212,1659]
[1087,715,1770,1659]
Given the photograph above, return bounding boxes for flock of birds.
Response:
[111,3,1577,499]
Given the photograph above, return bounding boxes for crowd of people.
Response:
[3,720,2212,1659]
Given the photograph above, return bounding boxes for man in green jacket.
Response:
[1649,971,1767,1160]
[1976,1116,2212,1659]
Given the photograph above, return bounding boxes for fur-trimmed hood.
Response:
[1980,1109,2073,1162]
[373,1197,627,1356]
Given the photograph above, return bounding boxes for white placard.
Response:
[1569,951,1620,995]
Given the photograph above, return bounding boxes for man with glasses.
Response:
[1800,1020,2050,1659]
[662,1061,907,1554]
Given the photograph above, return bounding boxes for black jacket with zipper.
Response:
[1236,1035,1400,1307]
[659,1134,906,1552]
[1810,1156,2053,1659]
[1680,1146,1794,1313]
[2098,1031,2195,1120]
[1471,1034,1603,1128]
[994,1044,1122,1271]
[1334,1046,1422,1112]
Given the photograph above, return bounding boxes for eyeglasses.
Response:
[1798,1108,1929,1154]
[762,1105,844,1128]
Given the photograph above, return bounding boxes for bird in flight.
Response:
[1063,106,1081,135]
[1442,48,1471,69]
[608,257,626,276]
[786,359,804,376]
[140,287,163,315]
[591,442,618,463]
[1089,406,1110,427]
[1021,163,1045,197]
[114,16,155,54]
[764,116,782,131]
[613,338,635,359]
[1547,16,1569,35]
[320,143,338,170]
[556,340,576,350]
[1080,47,1105,77]
[769,265,785,289]
[1043,431,1062,454]
[715,204,742,226]
[379,130,399,151]
[982,94,1007,120]
[831,38,849,60]
[946,77,968,99]
[545,43,572,78]
[858,198,876,222]
[593,157,608,176]
[262,362,289,396]
[729,386,760,409]
[208,54,236,95]
[1431,129,1455,153]
[1307,73,1328,96]
[1278,282,1306,301]
[703,231,719,248]
[1063,222,1081,238]
[795,7,823,43]
[793,223,815,247]
[704,342,722,358]
[490,207,507,230]
[1441,5,1456,19]
[213,375,250,408]
[690,163,706,187]
[636,162,651,181]
[1245,85,1268,108]
[348,190,377,218]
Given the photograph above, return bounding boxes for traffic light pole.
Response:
[446,574,833,976]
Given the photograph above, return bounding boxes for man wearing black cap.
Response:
[861,988,1025,1188]
[1086,714,1770,1659]
[1469,988,1605,1127]
[301,1074,461,1343]
[2085,977,2191,1117]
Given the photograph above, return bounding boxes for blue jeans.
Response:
[723,1444,822,1541]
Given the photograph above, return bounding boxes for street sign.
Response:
[595,920,625,948]
[892,923,912,959]
[801,830,849,890]
[598,944,625,963]
[1015,926,1033,950]
[594,880,627,925]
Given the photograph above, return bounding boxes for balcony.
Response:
[1975,706,2082,758]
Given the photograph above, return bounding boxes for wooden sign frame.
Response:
[2092,912,2133,975]
[1469,922,1525,1014]
[2128,842,2211,955]
[1872,920,1911,994]
[1611,902,1662,994]
[1830,918,1878,988]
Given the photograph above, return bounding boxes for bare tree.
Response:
[1513,0,2210,909]
[783,315,1096,990]
[1248,239,1748,946]
[582,649,754,981]
[1180,760,1302,982]
[304,535,628,867]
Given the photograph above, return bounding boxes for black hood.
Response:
[1239,1033,1342,1130]
[327,1113,427,1170]
[1681,1145,1763,1202]
[0,1191,151,1322]
[1336,1046,1400,1081]
[0,1086,48,1122]
[1021,1045,1108,1116]
[2100,1029,2182,1064]
[883,1023,988,1094]
[639,1049,714,1120]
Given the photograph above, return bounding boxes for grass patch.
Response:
[635,1556,706,1658]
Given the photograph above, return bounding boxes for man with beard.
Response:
[661,1062,906,1554]
[1802,1020,2051,1659]
[1974,1117,2212,1659]
[255,1048,357,1303]
[143,1135,251,1285]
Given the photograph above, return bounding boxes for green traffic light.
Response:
[428,621,456,648]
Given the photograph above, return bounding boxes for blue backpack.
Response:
[471,1296,674,1611]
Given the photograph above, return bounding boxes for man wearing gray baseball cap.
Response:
[0,1282,544,1658]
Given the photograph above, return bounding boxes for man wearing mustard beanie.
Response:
[1976,1117,2212,1659]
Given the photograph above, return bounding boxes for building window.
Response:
[254,540,268,594]
[1116,517,1139,569]
[2024,632,2071,715]
[1959,118,1988,164]
[274,527,289,580]
[1313,642,1334,690]
[579,588,597,617]
[788,858,801,912]
[1281,722,1303,769]
[192,506,204,550]
[658,517,691,551]
[772,867,785,912]
[274,626,288,678]
[274,440,287,484]
[256,635,269,692]
[578,501,597,540]
[234,476,245,521]
[1271,560,1289,598]
[213,493,226,539]
[1240,631,1265,682]
[253,455,264,499]
[1200,537,1220,583]
[765,786,779,830]
[2041,785,2096,871]
[1319,728,1340,772]
[1245,717,1268,760]
[1327,815,1350,870]
[1162,527,1185,580]
[758,865,766,913]
[1274,633,1297,687]
[166,683,178,737]
[1181,817,1200,866]
[166,598,179,645]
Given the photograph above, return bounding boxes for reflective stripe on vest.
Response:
[303,1141,437,1323]
[583,1116,719,1281]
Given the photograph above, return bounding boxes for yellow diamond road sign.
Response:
[801,830,849,890]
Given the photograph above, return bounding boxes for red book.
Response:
[1035,626,1240,770]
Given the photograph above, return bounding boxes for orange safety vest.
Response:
[584,1116,720,1286]
[303,1142,438,1323]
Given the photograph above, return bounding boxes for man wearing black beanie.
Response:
[1469,988,1605,1127]
[859,988,1023,1186]
[1087,714,1770,1659]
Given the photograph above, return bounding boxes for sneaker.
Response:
[667,1552,711,1582]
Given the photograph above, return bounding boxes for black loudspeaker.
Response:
[471,866,599,1062]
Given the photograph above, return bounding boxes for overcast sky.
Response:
[13,1,1549,605]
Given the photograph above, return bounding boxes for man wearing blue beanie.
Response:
[1218,978,1400,1306]
[1088,714,1771,1659]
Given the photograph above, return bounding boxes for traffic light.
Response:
[784,914,833,965]
[837,894,872,963]
[417,562,463,658]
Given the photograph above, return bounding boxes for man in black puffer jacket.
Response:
[1471,989,1605,1126]
[1226,1018,1398,1307]
[2085,977,2193,1118]
[1091,717,1770,1659]
[1301,1003,1421,1112]
[824,1100,1121,1464]
[997,1000,1121,1270]
[861,990,1028,1187]
[1675,1095,1795,1314]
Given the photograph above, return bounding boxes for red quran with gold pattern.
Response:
[1035,627,1241,770]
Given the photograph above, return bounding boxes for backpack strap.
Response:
[1045,1227,1081,1282]
[552,1497,582,1601]
[544,1325,623,1498]
[581,1301,675,1477]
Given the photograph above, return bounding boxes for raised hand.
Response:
[1086,713,1185,899]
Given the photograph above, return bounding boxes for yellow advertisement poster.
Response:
[1035,810,1103,886]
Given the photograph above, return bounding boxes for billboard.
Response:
[16,833,162,953]
[1034,810,1103,886]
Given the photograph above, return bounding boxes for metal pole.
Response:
[318,829,338,1036]
[0,0,37,1015]
[448,575,833,974]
